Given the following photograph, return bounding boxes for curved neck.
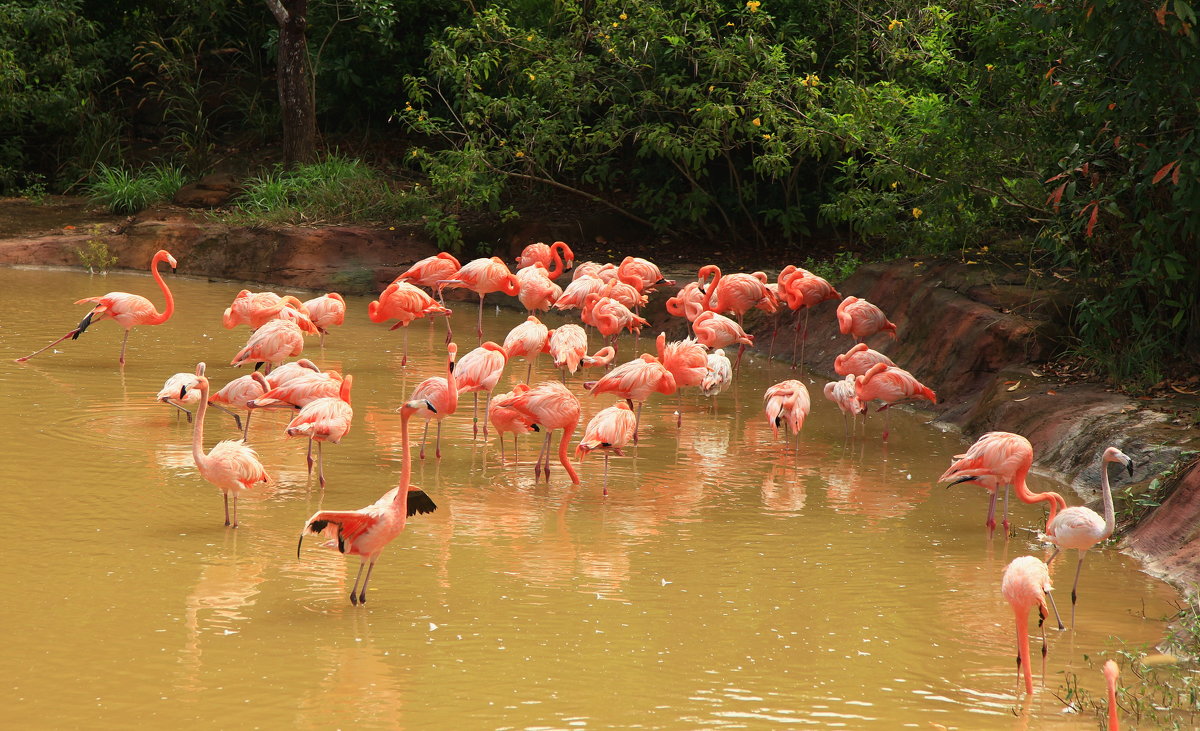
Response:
[1101,460,1116,538]
[1107,680,1119,731]
[547,245,565,279]
[191,380,209,466]
[1012,470,1066,527]
[702,267,722,310]
[559,423,579,484]
[149,253,175,325]
[393,407,414,514]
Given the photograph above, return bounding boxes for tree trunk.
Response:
[266,0,317,166]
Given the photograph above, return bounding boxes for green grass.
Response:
[86,162,187,214]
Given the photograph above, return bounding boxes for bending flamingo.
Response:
[581,346,617,369]
[823,374,863,438]
[833,342,895,377]
[494,380,580,483]
[208,372,271,440]
[700,349,733,400]
[665,281,708,330]
[503,316,550,383]
[264,358,321,387]
[1001,555,1059,696]
[368,280,452,366]
[18,249,177,365]
[439,256,520,342]
[230,318,307,374]
[764,379,811,440]
[516,241,574,279]
[394,252,461,341]
[853,363,937,440]
[778,265,840,370]
[410,343,459,459]
[939,431,1067,536]
[516,263,563,314]
[692,310,754,368]
[489,384,538,461]
[298,398,438,605]
[186,363,271,527]
[222,291,311,330]
[617,256,674,295]
[285,375,354,488]
[1045,446,1133,627]
[698,264,777,326]
[837,296,897,342]
[455,341,508,439]
[547,324,588,381]
[584,353,676,445]
[656,333,707,427]
[302,292,347,346]
[1104,660,1121,731]
[576,401,637,495]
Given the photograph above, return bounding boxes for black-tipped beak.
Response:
[297,534,304,559]
[1126,460,1134,477]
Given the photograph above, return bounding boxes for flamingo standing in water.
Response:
[665,281,708,331]
[251,369,345,471]
[503,316,549,383]
[302,293,346,346]
[455,341,508,439]
[655,333,707,427]
[516,241,574,279]
[368,280,452,366]
[285,375,354,488]
[298,398,438,605]
[581,346,616,369]
[547,324,588,381]
[264,358,322,387]
[17,249,177,365]
[617,256,674,295]
[698,264,777,327]
[160,370,250,427]
[411,343,458,459]
[692,310,754,369]
[585,353,676,445]
[207,372,271,439]
[1045,446,1134,627]
[823,374,863,438]
[837,296,897,342]
[230,318,308,374]
[494,380,580,483]
[222,291,310,330]
[516,264,563,314]
[939,431,1067,536]
[489,384,538,461]
[185,363,271,527]
[582,293,648,359]
[778,265,840,371]
[853,363,937,440]
[394,252,461,342]
[1001,555,1059,696]
[440,257,520,343]
[701,349,733,401]
[834,342,895,377]
[553,274,607,314]
[764,379,811,441]
[576,401,637,495]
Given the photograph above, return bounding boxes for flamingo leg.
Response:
[242,409,253,441]
[525,358,533,384]
[317,442,326,488]
[223,492,231,526]
[1070,552,1088,628]
[232,492,239,528]
[472,392,480,439]
[536,430,552,481]
[483,392,492,439]
[499,431,506,462]
[357,559,378,605]
[420,419,430,460]
[985,488,998,533]
[403,328,409,367]
[210,401,242,430]
[477,293,485,343]
[676,392,683,428]
[1044,585,1065,630]
[798,309,810,375]
[15,327,82,362]
[767,312,779,360]
[164,399,194,423]
[1002,483,1012,533]
[603,454,610,496]
[118,329,130,366]
[349,561,366,605]
[633,402,644,446]
[306,437,314,474]
[435,421,443,459]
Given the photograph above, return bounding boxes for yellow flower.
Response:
[612,21,619,27]
[746,0,761,11]
[404,103,413,111]
[751,117,761,126]
[619,12,627,20]
[912,207,923,219]
[800,73,820,87]
[889,181,898,189]
[388,226,395,231]
[411,150,419,157]
[762,134,771,140]
[888,19,903,31]
[913,261,923,268]
[985,64,994,71]
[498,140,506,146]
[708,85,714,92]
[516,151,525,158]
[526,35,534,41]
[528,73,536,81]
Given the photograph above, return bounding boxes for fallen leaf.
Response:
[1007,381,1022,391]
[1014,397,1030,402]
[1046,390,1057,395]
[1030,370,1043,377]
[1171,385,1198,395]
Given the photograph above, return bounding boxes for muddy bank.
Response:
[3,204,1199,590]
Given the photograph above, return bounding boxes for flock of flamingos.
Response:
[16,241,1131,725]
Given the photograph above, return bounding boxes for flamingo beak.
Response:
[297,534,304,559]
[178,385,187,399]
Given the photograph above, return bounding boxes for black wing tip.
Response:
[407,489,438,517]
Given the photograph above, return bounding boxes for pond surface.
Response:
[0,266,1177,729]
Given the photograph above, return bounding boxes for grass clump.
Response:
[76,228,118,274]
[86,162,186,214]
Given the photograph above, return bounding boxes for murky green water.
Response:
[0,266,1177,728]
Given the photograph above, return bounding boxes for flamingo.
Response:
[503,316,550,383]
[222,291,313,330]
[576,401,637,495]
[439,256,520,342]
[597,279,646,312]
[230,318,307,373]
[249,369,345,470]
[394,252,461,290]
[656,333,707,427]
[939,431,1067,536]
[297,398,438,605]
[1045,446,1134,627]
[455,341,508,439]
[411,343,458,459]
[584,353,676,445]
[692,310,754,368]
[837,296,897,342]
[489,384,538,461]
[185,363,270,527]
[1104,660,1121,731]
[764,379,811,440]
[17,249,177,365]
[581,346,616,369]
[206,372,271,438]
[1001,555,1058,696]
[285,374,354,488]
[582,293,648,357]
[302,293,346,346]
[494,380,580,483]
[617,256,674,295]
[572,261,618,282]
[823,374,863,438]
[553,274,607,313]
[515,264,563,314]
[698,264,777,326]
[701,349,733,399]
[368,280,452,366]
[665,281,708,329]
[264,358,322,387]
[516,240,574,279]
[547,324,588,381]
[834,342,896,377]
[157,371,203,422]
[853,363,937,440]
[778,265,840,370]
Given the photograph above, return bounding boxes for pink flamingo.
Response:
[302,293,346,346]
[665,281,708,329]
[206,372,271,438]
[455,341,508,439]
[547,324,588,381]
[576,401,637,495]
[581,346,617,369]
[617,256,674,294]
[764,379,811,440]
[1045,446,1133,626]
[264,358,321,387]
[494,380,580,483]
[692,310,754,368]
[939,431,1067,536]
[837,296,897,342]
[834,342,896,377]
[489,383,537,461]
[298,397,438,605]
[439,256,520,342]
[230,318,307,373]
[778,265,840,370]
[222,291,312,330]
[252,369,345,469]
[701,349,733,399]
[368,280,452,366]
[285,375,354,488]
[1104,660,1121,730]
[598,279,646,312]
[572,261,618,282]
[582,293,648,358]
[18,249,177,365]
[395,252,461,289]
[410,343,459,459]
[553,274,607,313]
[698,264,777,326]
[853,363,937,440]
[1001,555,1058,696]
[823,374,863,438]
[157,371,204,422]
[585,353,677,445]
[186,363,271,527]
[656,333,707,427]
[516,264,563,314]
[503,316,550,383]
[516,241,574,279]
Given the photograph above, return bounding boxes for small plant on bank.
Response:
[76,230,118,274]
[801,251,862,284]
[86,162,186,214]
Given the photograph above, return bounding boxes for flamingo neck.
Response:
[149,253,175,325]
[559,424,580,484]
[393,407,414,517]
[703,268,722,310]
[446,352,459,411]
[1107,680,1119,730]
[1012,468,1066,526]
[191,380,209,467]
[547,245,565,279]
[1013,608,1034,695]
[1101,459,1116,539]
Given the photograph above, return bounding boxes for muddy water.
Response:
[0,266,1177,728]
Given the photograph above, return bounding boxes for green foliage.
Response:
[801,251,861,284]
[85,162,184,214]
[1059,651,1200,729]
[76,230,117,273]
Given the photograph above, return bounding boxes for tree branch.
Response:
[264,0,288,25]
[497,168,657,230]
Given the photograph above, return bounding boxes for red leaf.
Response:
[1152,160,1177,184]
[1045,172,1067,183]
[1085,203,1099,237]
[1113,135,1121,149]
[1046,182,1067,208]
[1172,163,1181,185]
[1045,66,1059,79]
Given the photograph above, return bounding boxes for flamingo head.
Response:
[1104,447,1135,477]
